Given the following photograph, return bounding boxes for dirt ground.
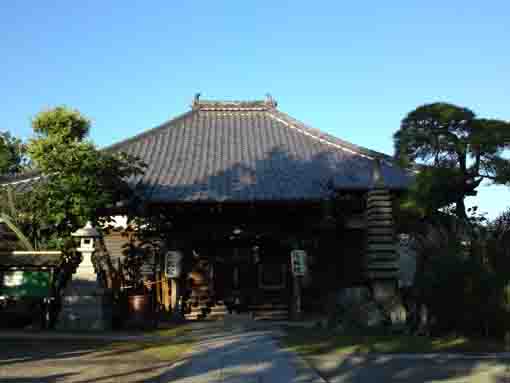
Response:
[0,338,184,383]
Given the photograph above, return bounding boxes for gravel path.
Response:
[159,317,325,383]
[0,317,324,383]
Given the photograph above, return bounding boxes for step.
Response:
[210,307,228,314]
[191,285,210,291]
[187,307,208,314]
[253,314,289,321]
[189,302,212,308]
[253,309,289,315]
[208,313,228,320]
[249,305,289,310]
[190,294,212,300]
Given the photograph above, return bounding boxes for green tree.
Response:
[0,131,27,175]
[0,184,55,250]
[394,103,510,219]
[26,106,145,247]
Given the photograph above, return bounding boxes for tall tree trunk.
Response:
[456,198,468,220]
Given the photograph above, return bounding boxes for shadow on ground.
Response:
[2,321,510,382]
[305,354,510,383]
[280,327,510,382]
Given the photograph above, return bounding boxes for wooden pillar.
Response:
[161,276,171,312]
[170,278,179,311]
[366,160,399,302]
[155,270,162,309]
[292,276,302,318]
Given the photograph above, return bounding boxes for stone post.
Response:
[366,160,399,304]
[290,248,307,320]
[165,250,184,320]
[57,222,109,330]
[292,276,302,319]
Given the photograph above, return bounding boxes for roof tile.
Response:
[108,99,412,202]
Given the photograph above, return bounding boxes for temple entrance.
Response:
[213,247,255,312]
[211,239,291,317]
[184,235,292,320]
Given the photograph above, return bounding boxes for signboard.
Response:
[3,271,24,287]
[290,250,307,276]
[140,253,156,277]
[0,271,52,297]
[165,251,183,278]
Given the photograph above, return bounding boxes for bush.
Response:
[417,251,510,337]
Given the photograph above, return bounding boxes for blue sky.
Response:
[1,1,509,219]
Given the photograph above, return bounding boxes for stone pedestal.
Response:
[371,279,407,327]
[291,276,302,321]
[57,250,110,330]
[371,279,397,305]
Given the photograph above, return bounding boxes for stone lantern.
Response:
[73,221,100,251]
[57,222,108,330]
[72,221,101,279]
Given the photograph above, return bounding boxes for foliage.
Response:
[394,103,510,219]
[416,252,504,336]
[25,106,145,246]
[489,206,510,238]
[0,182,63,250]
[31,106,90,141]
[116,208,181,295]
[485,207,510,284]
[0,131,28,175]
[0,212,34,251]
[400,211,510,338]
[120,232,154,294]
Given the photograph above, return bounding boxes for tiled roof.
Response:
[105,96,412,202]
[0,171,43,194]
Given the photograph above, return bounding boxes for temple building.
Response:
[101,95,413,320]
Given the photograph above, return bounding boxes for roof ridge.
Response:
[0,170,42,185]
[267,109,396,163]
[191,93,277,111]
[193,100,273,112]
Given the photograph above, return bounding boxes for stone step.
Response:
[190,294,212,300]
[191,285,210,291]
[208,313,228,319]
[254,316,289,320]
[210,306,228,313]
[189,298,212,305]
[251,303,289,308]
[251,304,289,321]
[189,305,208,311]
[249,308,289,313]
[189,308,207,314]
[185,303,230,321]
[248,305,289,312]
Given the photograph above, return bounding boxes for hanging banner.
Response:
[165,251,183,278]
[290,250,307,276]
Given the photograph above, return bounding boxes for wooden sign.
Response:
[1,270,51,297]
[3,271,24,287]
[140,253,155,277]
[290,250,307,276]
[165,251,183,278]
